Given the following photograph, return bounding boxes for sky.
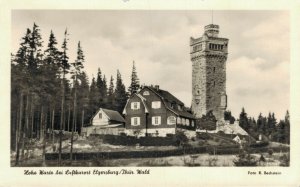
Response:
[11,10,290,119]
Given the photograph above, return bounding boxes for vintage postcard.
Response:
[0,0,300,186]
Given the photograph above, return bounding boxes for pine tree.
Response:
[58,29,70,165]
[96,68,105,107]
[77,71,89,130]
[128,61,140,95]
[28,23,43,74]
[70,41,85,162]
[266,112,277,138]
[114,70,128,113]
[239,107,249,131]
[284,110,290,144]
[107,76,115,110]
[102,75,108,107]
[88,76,99,117]
[12,27,34,165]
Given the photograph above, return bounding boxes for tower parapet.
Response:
[190,24,229,121]
[204,24,219,37]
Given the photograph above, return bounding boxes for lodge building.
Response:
[122,85,195,137]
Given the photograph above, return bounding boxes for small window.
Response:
[131,117,140,126]
[178,105,183,111]
[177,117,181,124]
[213,81,215,87]
[152,116,161,125]
[143,91,150,96]
[191,121,195,127]
[213,67,216,73]
[152,101,161,109]
[167,116,176,125]
[186,119,190,126]
[131,102,140,110]
[99,112,102,119]
[171,103,175,109]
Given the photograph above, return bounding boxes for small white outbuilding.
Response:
[91,108,125,127]
[82,108,125,136]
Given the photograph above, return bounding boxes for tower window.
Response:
[213,67,216,73]
[213,81,215,87]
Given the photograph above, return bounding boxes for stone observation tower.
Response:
[190,24,229,121]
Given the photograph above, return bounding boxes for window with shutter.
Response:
[131,102,140,110]
[152,116,161,125]
[131,117,140,126]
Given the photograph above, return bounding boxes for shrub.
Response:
[259,154,266,162]
[279,153,290,166]
[196,132,210,140]
[249,141,269,148]
[233,150,258,166]
[175,131,189,147]
[268,149,274,156]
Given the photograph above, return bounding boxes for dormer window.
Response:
[171,103,176,109]
[178,105,183,111]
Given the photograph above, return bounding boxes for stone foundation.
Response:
[125,128,176,137]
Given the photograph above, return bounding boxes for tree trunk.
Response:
[70,77,77,163]
[52,108,55,151]
[36,109,40,140]
[81,109,84,135]
[58,75,65,166]
[42,108,47,166]
[21,93,30,162]
[15,110,19,153]
[40,106,44,141]
[67,105,71,132]
[15,92,24,166]
[30,97,34,139]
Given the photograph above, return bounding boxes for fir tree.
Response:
[114,70,128,113]
[70,41,85,162]
[102,75,108,107]
[239,107,249,131]
[107,76,115,110]
[96,68,104,106]
[88,76,99,117]
[128,61,140,95]
[58,29,70,165]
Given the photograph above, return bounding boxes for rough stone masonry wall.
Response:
[206,55,226,120]
[191,56,207,118]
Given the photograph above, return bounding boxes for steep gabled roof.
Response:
[102,108,125,123]
[122,93,149,115]
[91,108,125,123]
[144,86,195,119]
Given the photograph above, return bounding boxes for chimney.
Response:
[155,85,159,91]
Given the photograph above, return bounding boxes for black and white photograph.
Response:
[10,9,291,167]
[1,1,300,186]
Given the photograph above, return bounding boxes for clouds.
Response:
[11,10,290,119]
[227,56,289,118]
